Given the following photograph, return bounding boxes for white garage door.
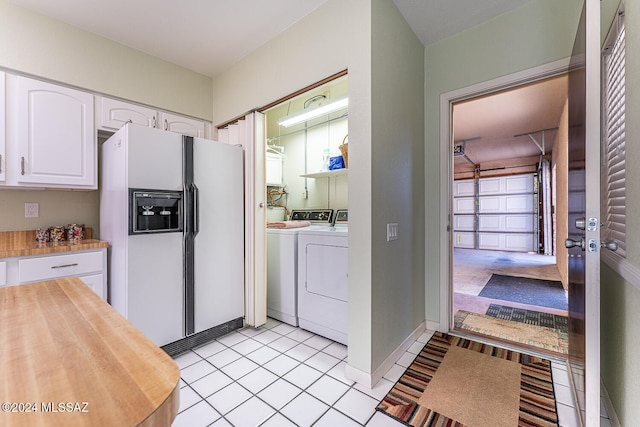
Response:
[453,174,536,252]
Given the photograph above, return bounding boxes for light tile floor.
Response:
[172,317,611,427]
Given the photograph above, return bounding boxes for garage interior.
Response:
[450,74,571,355]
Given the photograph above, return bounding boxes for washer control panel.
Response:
[290,209,333,223]
[334,210,348,223]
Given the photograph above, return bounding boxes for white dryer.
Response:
[297,210,348,344]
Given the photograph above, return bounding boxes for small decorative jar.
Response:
[66,224,85,242]
[49,226,66,243]
[35,228,50,244]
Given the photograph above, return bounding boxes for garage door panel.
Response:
[453,173,537,253]
[454,215,475,231]
[504,175,534,193]
[454,179,475,197]
[478,178,501,195]
[478,233,534,252]
[479,194,534,213]
[454,232,475,248]
[478,214,534,232]
[454,197,475,214]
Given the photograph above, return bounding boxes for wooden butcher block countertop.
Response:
[0,230,109,258]
[0,277,180,427]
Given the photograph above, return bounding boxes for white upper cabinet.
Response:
[0,72,5,183]
[13,76,96,189]
[98,97,157,131]
[97,96,210,138]
[160,112,208,138]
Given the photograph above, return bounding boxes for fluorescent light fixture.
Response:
[278,97,348,127]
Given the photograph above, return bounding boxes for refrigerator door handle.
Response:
[192,183,200,237]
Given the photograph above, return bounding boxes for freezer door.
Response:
[192,138,245,333]
[126,124,182,190]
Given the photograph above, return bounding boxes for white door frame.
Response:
[437,58,571,331]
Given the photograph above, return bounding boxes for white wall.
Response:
[0,0,213,235]
[277,118,349,211]
[0,0,212,119]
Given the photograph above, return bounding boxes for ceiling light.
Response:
[278,97,348,127]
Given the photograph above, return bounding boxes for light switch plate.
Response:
[387,223,398,241]
[25,202,39,218]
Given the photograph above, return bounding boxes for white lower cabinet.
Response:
[1,248,107,300]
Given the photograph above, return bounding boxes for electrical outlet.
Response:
[25,202,39,218]
[387,223,398,241]
[301,190,308,199]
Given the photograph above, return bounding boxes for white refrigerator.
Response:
[100,124,244,349]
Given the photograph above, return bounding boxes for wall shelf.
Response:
[300,169,348,179]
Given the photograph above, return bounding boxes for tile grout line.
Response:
[177,321,373,426]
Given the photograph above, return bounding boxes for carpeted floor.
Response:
[478,274,568,310]
[376,332,559,427]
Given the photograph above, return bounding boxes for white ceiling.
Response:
[10,0,565,165]
[11,0,535,78]
[8,0,329,77]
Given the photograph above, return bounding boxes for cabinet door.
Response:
[79,273,105,300]
[16,77,95,188]
[98,97,157,131]
[0,72,5,183]
[0,261,6,287]
[160,112,208,138]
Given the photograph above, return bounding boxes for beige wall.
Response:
[0,0,213,237]
[552,100,569,288]
[370,0,425,370]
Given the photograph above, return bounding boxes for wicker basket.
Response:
[339,135,348,168]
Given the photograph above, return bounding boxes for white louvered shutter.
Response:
[602,13,626,256]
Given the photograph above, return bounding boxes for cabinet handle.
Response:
[21,157,25,175]
[164,119,168,131]
[51,263,79,269]
[152,116,157,128]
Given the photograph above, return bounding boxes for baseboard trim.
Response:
[601,379,621,427]
[345,321,426,388]
[426,320,440,331]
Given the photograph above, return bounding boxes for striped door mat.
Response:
[376,332,558,426]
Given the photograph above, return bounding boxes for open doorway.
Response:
[450,75,570,355]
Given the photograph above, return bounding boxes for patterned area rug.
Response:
[376,332,559,427]
[486,304,569,332]
[455,310,569,354]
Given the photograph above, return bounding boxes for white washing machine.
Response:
[297,210,348,344]
[266,209,333,326]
